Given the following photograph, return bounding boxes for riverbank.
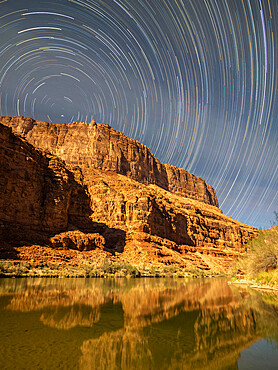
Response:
[229,272,278,291]
[0,259,222,279]
[0,241,227,278]
[228,226,278,291]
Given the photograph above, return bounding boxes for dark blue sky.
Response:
[0,0,277,228]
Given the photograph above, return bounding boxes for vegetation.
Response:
[0,259,219,279]
[271,211,278,227]
[237,226,278,275]
[233,219,278,287]
[255,270,278,286]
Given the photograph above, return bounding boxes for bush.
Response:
[237,226,278,276]
[0,261,30,276]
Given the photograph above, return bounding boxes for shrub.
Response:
[238,226,278,276]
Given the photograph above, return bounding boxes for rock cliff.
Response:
[0,123,72,241]
[0,123,123,252]
[0,117,258,271]
[0,115,218,206]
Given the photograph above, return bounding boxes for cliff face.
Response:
[0,116,218,207]
[81,167,257,267]
[0,117,258,271]
[0,123,71,241]
[0,123,123,252]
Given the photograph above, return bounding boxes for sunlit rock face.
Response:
[81,168,257,269]
[1,115,218,206]
[0,117,257,270]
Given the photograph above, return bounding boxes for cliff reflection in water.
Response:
[1,278,278,369]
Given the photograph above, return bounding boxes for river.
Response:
[0,277,278,369]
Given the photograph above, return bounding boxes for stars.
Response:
[18,27,62,34]
[0,0,277,229]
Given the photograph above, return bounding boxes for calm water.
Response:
[0,278,278,369]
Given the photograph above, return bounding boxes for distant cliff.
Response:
[0,116,218,207]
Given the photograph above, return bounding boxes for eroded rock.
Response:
[50,231,105,251]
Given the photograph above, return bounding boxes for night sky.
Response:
[0,0,277,229]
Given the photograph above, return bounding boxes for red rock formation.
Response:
[0,116,218,206]
[50,231,105,251]
[80,167,257,266]
[0,117,258,271]
[0,123,120,251]
[0,123,72,242]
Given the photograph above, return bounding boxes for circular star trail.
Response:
[0,0,277,229]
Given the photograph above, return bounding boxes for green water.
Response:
[0,278,278,369]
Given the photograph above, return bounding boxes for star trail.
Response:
[0,0,277,229]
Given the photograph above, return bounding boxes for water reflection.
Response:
[0,278,278,369]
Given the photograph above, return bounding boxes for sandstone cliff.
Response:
[0,123,72,241]
[0,117,258,271]
[0,116,218,206]
[0,123,123,252]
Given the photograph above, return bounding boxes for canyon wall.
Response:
[0,116,218,206]
[0,117,258,271]
[0,123,123,251]
[0,123,72,242]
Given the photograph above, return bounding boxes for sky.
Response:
[0,0,277,229]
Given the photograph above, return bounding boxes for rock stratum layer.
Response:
[0,117,258,272]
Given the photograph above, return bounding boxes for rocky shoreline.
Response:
[229,278,278,291]
[0,253,221,279]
